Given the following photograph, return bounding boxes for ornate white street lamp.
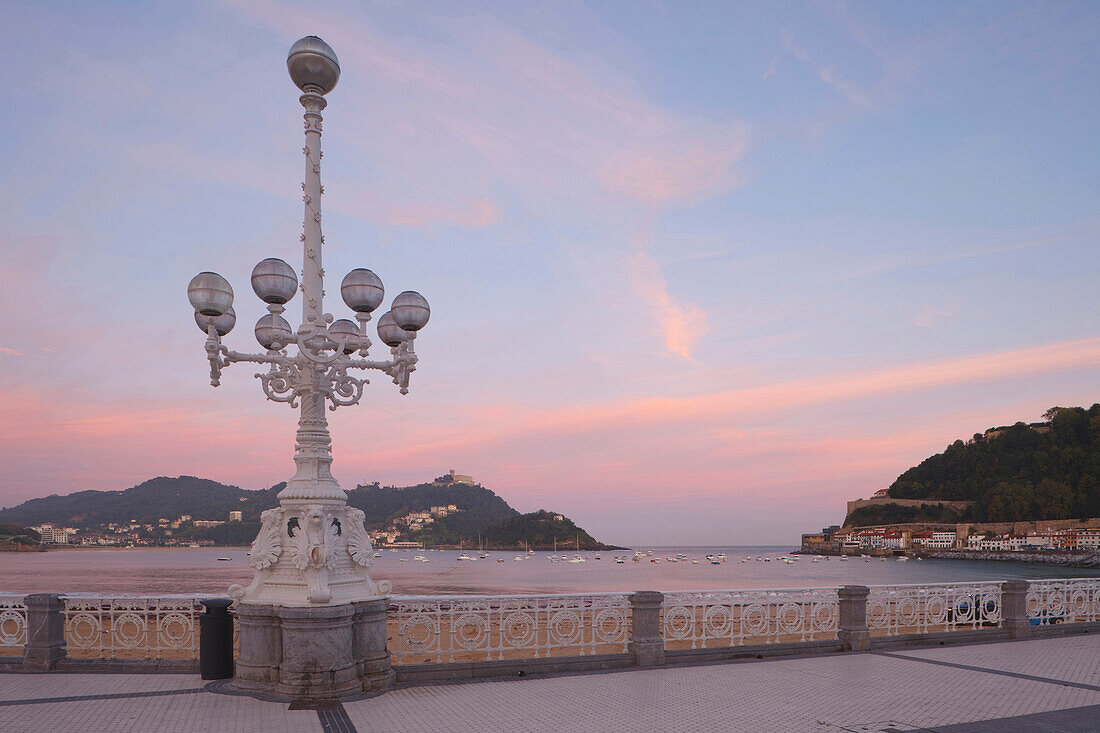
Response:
[186,36,429,612]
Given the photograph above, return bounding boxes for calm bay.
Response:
[1,546,1095,596]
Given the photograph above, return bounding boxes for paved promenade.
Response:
[2,634,1099,732]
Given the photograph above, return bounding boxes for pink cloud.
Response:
[599,137,748,207]
[629,245,708,359]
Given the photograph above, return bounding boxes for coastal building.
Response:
[433,469,475,485]
[1025,532,1053,549]
[229,510,242,522]
[193,519,225,528]
[31,523,76,544]
[926,530,956,549]
[883,529,910,550]
[911,530,934,548]
[1078,529,1100,549]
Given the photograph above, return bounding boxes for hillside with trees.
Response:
[477,510,617,550]
[0,475,612,549]
[845,405,1100,526]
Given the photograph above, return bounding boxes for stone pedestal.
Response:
[233,603,281,691]
[274,604,361,698]
[22,594,66,672]
[629,591,665,667]
[229,599,393,699]
[353,599,395,690]
[837,585,870,652]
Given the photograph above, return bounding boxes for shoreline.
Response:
[917,549,1100,568]
[796,546,1100,568]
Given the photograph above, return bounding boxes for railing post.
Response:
[22,593,66,672]
[630,590,665,666]
[837,585,869,651]
[1001,580,1031,639]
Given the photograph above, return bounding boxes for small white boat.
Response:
[216,557,231,561]
[457,553,473,561]
[896,556,909,562]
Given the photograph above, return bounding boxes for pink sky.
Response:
[1,1,1098,544]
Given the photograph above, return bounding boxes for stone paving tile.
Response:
[0,675,320,733]
[0,695,322,733]
[342,643,1100,733]
[0,673,197,702]
[2,635,1100,732]
[885,634,1100,688]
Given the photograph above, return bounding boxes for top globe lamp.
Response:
[287,36,340,95]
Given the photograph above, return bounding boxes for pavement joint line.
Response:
[317,702,357,733]
[0,686,207,707]
[872,651,1100,693]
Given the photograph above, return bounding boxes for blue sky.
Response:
[1,1,1098,545]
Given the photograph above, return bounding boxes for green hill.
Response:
[0,476,272,527]
[346,481,519,536]
[0,476,612,549]
[845,405,1100,526]
[478,510,617,550]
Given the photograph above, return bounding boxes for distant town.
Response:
[802,521,1100,555]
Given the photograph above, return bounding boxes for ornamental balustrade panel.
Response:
[61,595,237,660]
[866,582,1002,636]
[1026,578,1100,626]
[388,593,631,665]
[661,588,839,650]
[0,594,28,655]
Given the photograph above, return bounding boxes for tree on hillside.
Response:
[884,405,1100,522]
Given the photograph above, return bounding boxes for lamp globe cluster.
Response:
[188,256,429,355]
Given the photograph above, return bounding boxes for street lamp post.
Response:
[186,36,428,696]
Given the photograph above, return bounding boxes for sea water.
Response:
[0,546,1095,596]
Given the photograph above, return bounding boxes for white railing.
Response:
[389,593,631,665]
[661,588,839,649]
[1027,578,1100,626]
[867,582,1002,636]
[62,594,209,660]
[0,593,28,653]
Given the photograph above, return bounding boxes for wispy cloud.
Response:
[780,29,876,109]
[629,228,708,359]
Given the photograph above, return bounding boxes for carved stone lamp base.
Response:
[231,599,393,699]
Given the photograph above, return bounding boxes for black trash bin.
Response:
[199,598,235,680]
